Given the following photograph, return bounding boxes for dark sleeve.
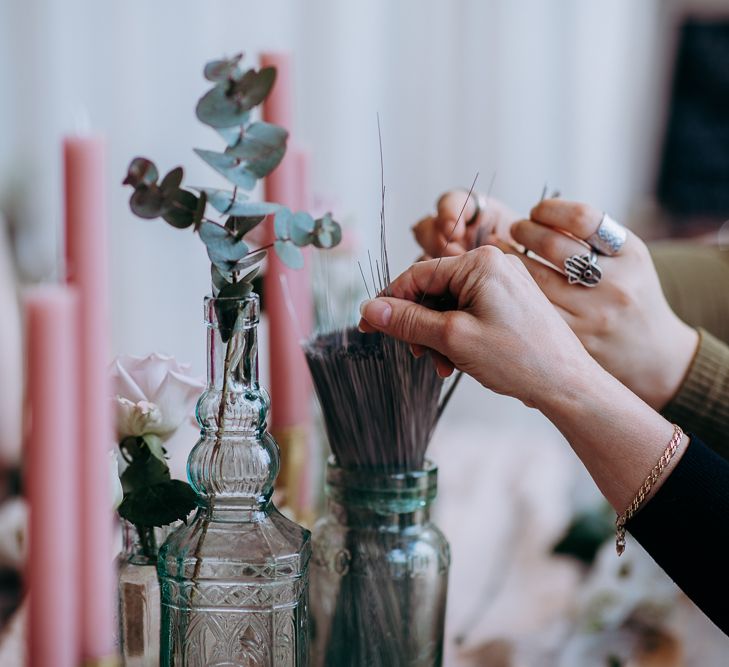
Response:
[627,435,729,633]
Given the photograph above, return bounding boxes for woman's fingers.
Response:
[529,199,604,239]
[358,295,453,352]
[511,219,593,272]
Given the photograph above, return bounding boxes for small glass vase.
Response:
[158,294,310,666]
[118,520,163,667]
[310,459,450,667]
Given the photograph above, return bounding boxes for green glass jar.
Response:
[157,295,310,666]
[310,459,450,666]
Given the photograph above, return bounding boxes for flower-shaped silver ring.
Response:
[564,250,602,287]
[586,213,627,256]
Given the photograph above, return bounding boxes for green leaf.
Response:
[553,504,614,565]
[195,188,280,217]
[123,157,158,188]
[142,434,167,463]
[118,479,198,527]
[230,248,267,273]
[228,67,277,111]
[214,277,255,342]
[129,185,166,219]
[217,126,245,148]
[193,190,207,230]
[290,212,316,247]
[160,167,183,195]
[199,220,249,269]
[120,455,170,495]
[226,215,265,236]
[274,239,304,269]
[162,189,198,229]
[312,213,343,249]
[204,53,243,82]
[273,207,292,239]
[226,122,288,178]
[194,148,257,190]
[196,84,250,129]
[211,263,230,294]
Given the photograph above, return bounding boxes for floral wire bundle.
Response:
[306,120,459,667]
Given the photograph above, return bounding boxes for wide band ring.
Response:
[586,213,627,256]
[564,250,602,287]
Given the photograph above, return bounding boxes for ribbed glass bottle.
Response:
[158,294,310,666]
[310,459,450,666]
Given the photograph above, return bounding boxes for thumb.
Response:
[359,297,449,352]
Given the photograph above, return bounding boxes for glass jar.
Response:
[310,460,450,667]
[158,294,310,666]
[118,521,165,666]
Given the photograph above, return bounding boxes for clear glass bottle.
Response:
[118,521,163,667]
[158,294,311,666]
[310,459,450,667]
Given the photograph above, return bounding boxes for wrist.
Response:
[640,319,699,411]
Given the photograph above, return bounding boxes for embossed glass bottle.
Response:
[158,294,310,666]
[310,460,450,667]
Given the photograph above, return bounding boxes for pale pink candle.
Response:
[25,286,79,667]
[64,135,116,662]
[261,52,313,430]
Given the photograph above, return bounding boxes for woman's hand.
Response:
[358,247,685,514]
[358,246,594,408]
[411,189,519,259]
[507,199,699,410]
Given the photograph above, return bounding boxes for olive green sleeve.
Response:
[662,328,729,458]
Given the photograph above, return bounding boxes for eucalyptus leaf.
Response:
[193,190,207,230]
[204,53,243,82]
[199,220,249,270]
[211,264,230,294]
[226,215,265,236]
[129,185,166,219]
[142,434,167,463]
[216,126,245,148]
[230,248,267,273]
[226,122,288,178]
[195,188,280,217]
[194,149,257,190]
[273,207,292,239]
[162,189,198,229]
[218,277,254,300]
[274,239,304,269]
[312,213,343,249]
[123,157,158,188]
[160,166,183,195]
[118,479,198,527]
[228,67,277,111]
[196,84,250,129]
[290,212,316,247]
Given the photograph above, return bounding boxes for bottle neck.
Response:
[188,294,278,514]
[325,459,438,528]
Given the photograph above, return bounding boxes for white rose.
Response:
[111,353,204,441]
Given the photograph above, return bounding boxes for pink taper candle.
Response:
[260,52,314,517]
[25,286,79,667]
[64,136,116,662]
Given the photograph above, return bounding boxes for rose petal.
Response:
[151,370,205,440]
[110,358,146,403]
[118,352,179,399]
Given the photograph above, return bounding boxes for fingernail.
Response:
[359,299,392,327]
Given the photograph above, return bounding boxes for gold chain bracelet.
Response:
[615,424,683,556]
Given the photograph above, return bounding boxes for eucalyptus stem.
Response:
[135,523,158,561]
[190,303,237,584]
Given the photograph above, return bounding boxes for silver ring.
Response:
[564,250,602,287]
[586,213,627,256]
